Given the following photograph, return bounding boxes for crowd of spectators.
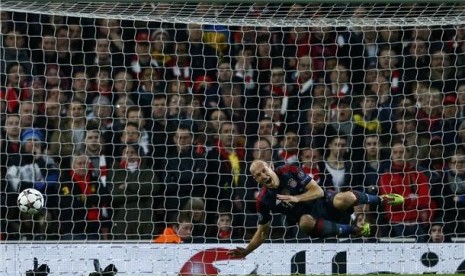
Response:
[1,4,465,242]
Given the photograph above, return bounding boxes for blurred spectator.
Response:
[260,97,285,139]
[300,103,337,157]
[299,147,324,185]
[71,69,93,105]
[377,26,403,55]
[183,95,207,138]
[205,121,246,228]
[49,99,87,168]
[1,62,31,113]
[181,197,207,238]
[393,94,417,122]
[18,101,36,128]
[427,221,451,243]
[368,75,394,126]
[277,129,299,165]
[327,61,352,100]
[431,149,465,236]
[5,128,58,240]
[84,121,112,184]
[137,67,164,112]
[414,86,442,133]
[113,95,135,130]
[88,96,114,145]
[130,31,152,81]
[255,35,283,84]
[149,93,174,172]
[289,55,315,114]
[218,83,245,133]
[186,23,218,80]
[152,212,193,243]
[356,134,390,194]
[0,11,13,34]
[1,30,32,84]
[85,36,125,72]
[47,85,68,106]
[250,136,283,167]
[58,152,111,240]
[458,121,465,153]
[233,46,256,93]
[329,97,353,138]
[394,112,430,167]
[309,25,338,74]
[205,108,228,147]
[110,143,160,240]
[196,3,230,57]
[403,38,430,83]
[265,67,289,98]
[42,98,61,143]
[96,18,124,52]
[31,31,57,76]
[429,49,456,93]
[457,83,465,120]
[162,124,207,219]
[379,140,435,242]
[94,67,112,99]
[436,94,461,154]
[166,78,189,95]
[54,26,74,77]
[421,136,447,183]
[253,118,280,161]
[112,70,136,103]
[66,20,87,62]
[213,212,234,240]
[167,94,187,119]
[1,114,21,166]
[126,105,150,152]
[352,93,384,159]
[282,26,310,70]
[118,122,146,155]
[377,47,403,95]
[150,28,175,80]
[169,42,191,90]
[321,135,362,192]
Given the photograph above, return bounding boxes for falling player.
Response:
[229,160,404,258]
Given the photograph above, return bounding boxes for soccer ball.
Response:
[17,188,44,215]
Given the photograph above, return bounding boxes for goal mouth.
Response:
[2,0,465,274]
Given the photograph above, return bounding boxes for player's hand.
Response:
[228,247,248,258]
[277,194,299,203]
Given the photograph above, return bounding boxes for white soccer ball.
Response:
[17,188,44,215]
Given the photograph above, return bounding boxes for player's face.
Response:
[251,162,279,189]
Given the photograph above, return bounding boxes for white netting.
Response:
[2,2,465,27]
[2,1,465,275]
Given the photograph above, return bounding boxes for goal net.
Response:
[2,1,465,275]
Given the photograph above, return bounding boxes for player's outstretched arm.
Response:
[228,222,270,258]
[278,179,323,203]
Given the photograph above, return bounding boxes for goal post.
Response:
[2,0,465,275]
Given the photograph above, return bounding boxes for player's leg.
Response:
[330,190,404,211]
[298,214,370,238]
